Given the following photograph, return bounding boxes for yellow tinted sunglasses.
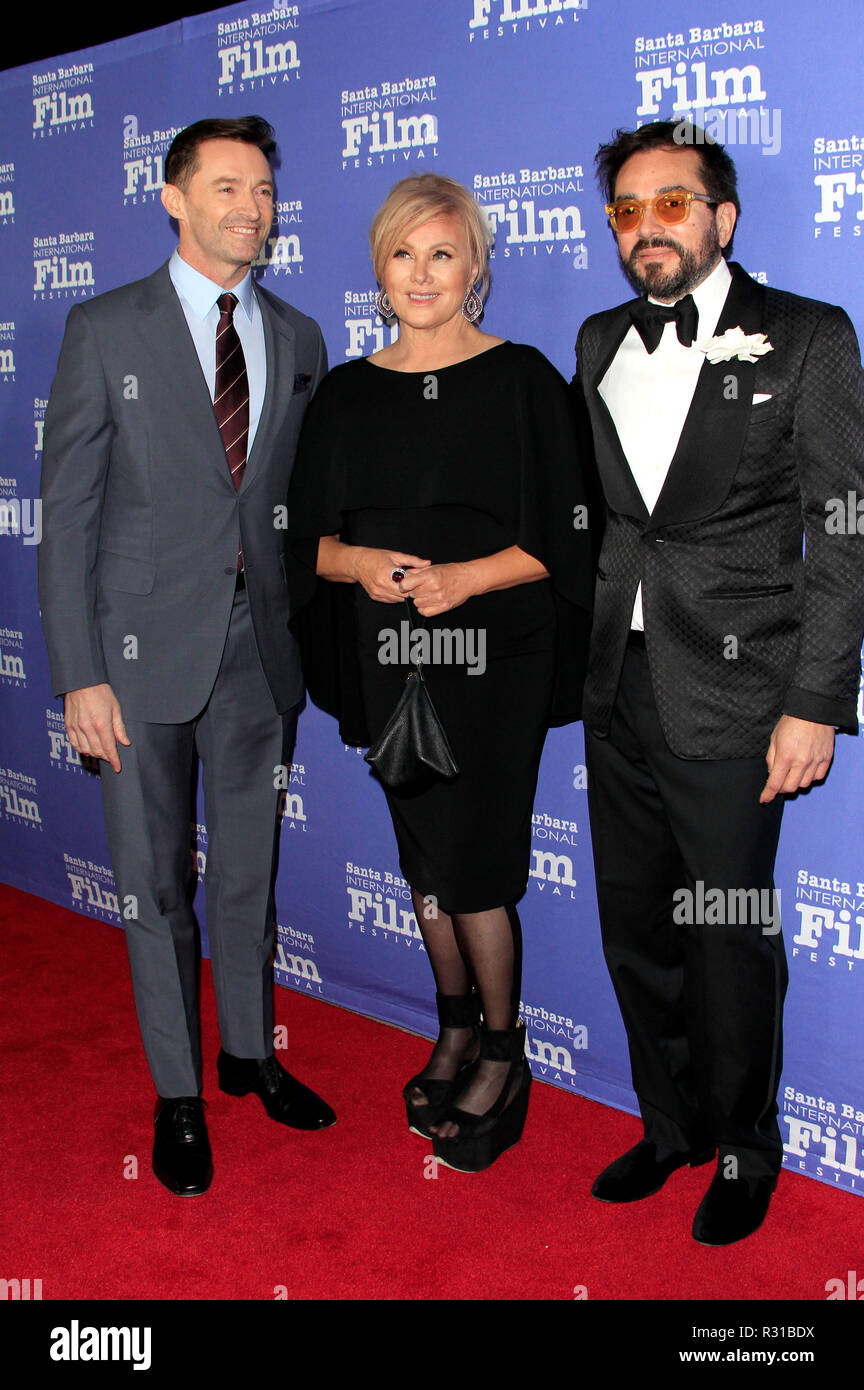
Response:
[605,189,717,233]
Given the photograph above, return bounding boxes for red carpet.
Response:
[1,882,861,1302]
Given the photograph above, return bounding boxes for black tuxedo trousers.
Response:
[587,641,786,1178]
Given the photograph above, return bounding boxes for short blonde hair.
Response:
[370,173,494,300]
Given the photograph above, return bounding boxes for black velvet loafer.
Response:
[592,1139,714,1202]
[692,1167,776,1245]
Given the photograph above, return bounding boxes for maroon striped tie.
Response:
[215,292,249,570]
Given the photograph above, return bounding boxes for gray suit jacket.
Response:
[39,262,327,721]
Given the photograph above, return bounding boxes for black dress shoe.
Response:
[152,1096,213,1196]
[592,1139,715,1203]
[217,1050,336,1130]
[692,1167,777,1245]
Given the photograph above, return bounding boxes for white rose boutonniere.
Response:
[696,326,774,364]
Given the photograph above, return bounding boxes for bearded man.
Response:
[573,121,864,1244]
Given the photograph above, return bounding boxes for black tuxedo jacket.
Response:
[573,262,864,758]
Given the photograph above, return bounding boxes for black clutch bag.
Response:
[364,602,459,791]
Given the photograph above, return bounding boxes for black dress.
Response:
[287,341,594,914]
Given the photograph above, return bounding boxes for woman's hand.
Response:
[400,562,478,616]
[352,547,431,603]
[317,539,545,612]
[399,547,547,615]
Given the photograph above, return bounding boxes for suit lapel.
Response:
[587,305,650,522]
[242,284,296,490]
[132,264,231,484]
[648,262,765,531]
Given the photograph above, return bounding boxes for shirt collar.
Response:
[169,248,255,322]
[648,255,731,327]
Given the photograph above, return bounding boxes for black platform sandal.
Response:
[431,1021,532,1173]
[402,990,481,1138]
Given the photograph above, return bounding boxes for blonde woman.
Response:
[287,174,593,1171]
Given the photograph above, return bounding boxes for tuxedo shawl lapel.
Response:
[648,262,766,532]
[241,284,296,490]
[586,304,650,522]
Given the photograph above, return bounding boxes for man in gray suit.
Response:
[39,116,334,1196]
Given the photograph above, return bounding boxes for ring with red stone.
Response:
[391,567,406,584]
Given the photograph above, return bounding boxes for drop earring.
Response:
[375,288,395,320]
[461,285,483,323]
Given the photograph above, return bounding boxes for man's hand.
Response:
[400,562,478,617]
[64,683,130,773]
[760,715,834,804]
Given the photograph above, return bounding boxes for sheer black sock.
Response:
[432,903,524,1137]
[406,889,477,1106]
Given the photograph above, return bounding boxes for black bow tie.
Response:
[628,294,699,353]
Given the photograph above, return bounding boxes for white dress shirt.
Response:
[168,248,267,454]
[599,257,732,629]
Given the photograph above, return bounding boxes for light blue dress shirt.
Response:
[168,248,267,454]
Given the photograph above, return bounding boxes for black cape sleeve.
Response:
[285,368,371,746]
[509,346,596,725]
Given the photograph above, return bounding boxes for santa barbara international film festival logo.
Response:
[34,395,46,461]
[121,118,182,207]
[33,232,95,302]
[346,860,425,950]
[0,626,26,688]
[46,707,101,773]
[254,199,304,278]
[344,289,398,359]
[0,321,14,383]
[192,823,208,883]
[783,1083,864,1193]
[472,161,589,269]
[32,62,94,138]
[277,760,308,832]
[467,0,588,43]
[521,996,587,1084]
[631,15,782,158]
[215,5,300,97]
[340,72,438,172]
[792,865,864,974]
[273,920,324,995]
[0,162,14,226]
[64,853,119,921]
[528,802,582,899]
[0,767,42,831]
[812,130,864,241]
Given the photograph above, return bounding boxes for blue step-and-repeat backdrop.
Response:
[1,0,862,1194]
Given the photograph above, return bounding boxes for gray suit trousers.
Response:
[100,586,296,1096]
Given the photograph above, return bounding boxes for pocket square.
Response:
[293,372,312,394]
[752,393,773,405]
